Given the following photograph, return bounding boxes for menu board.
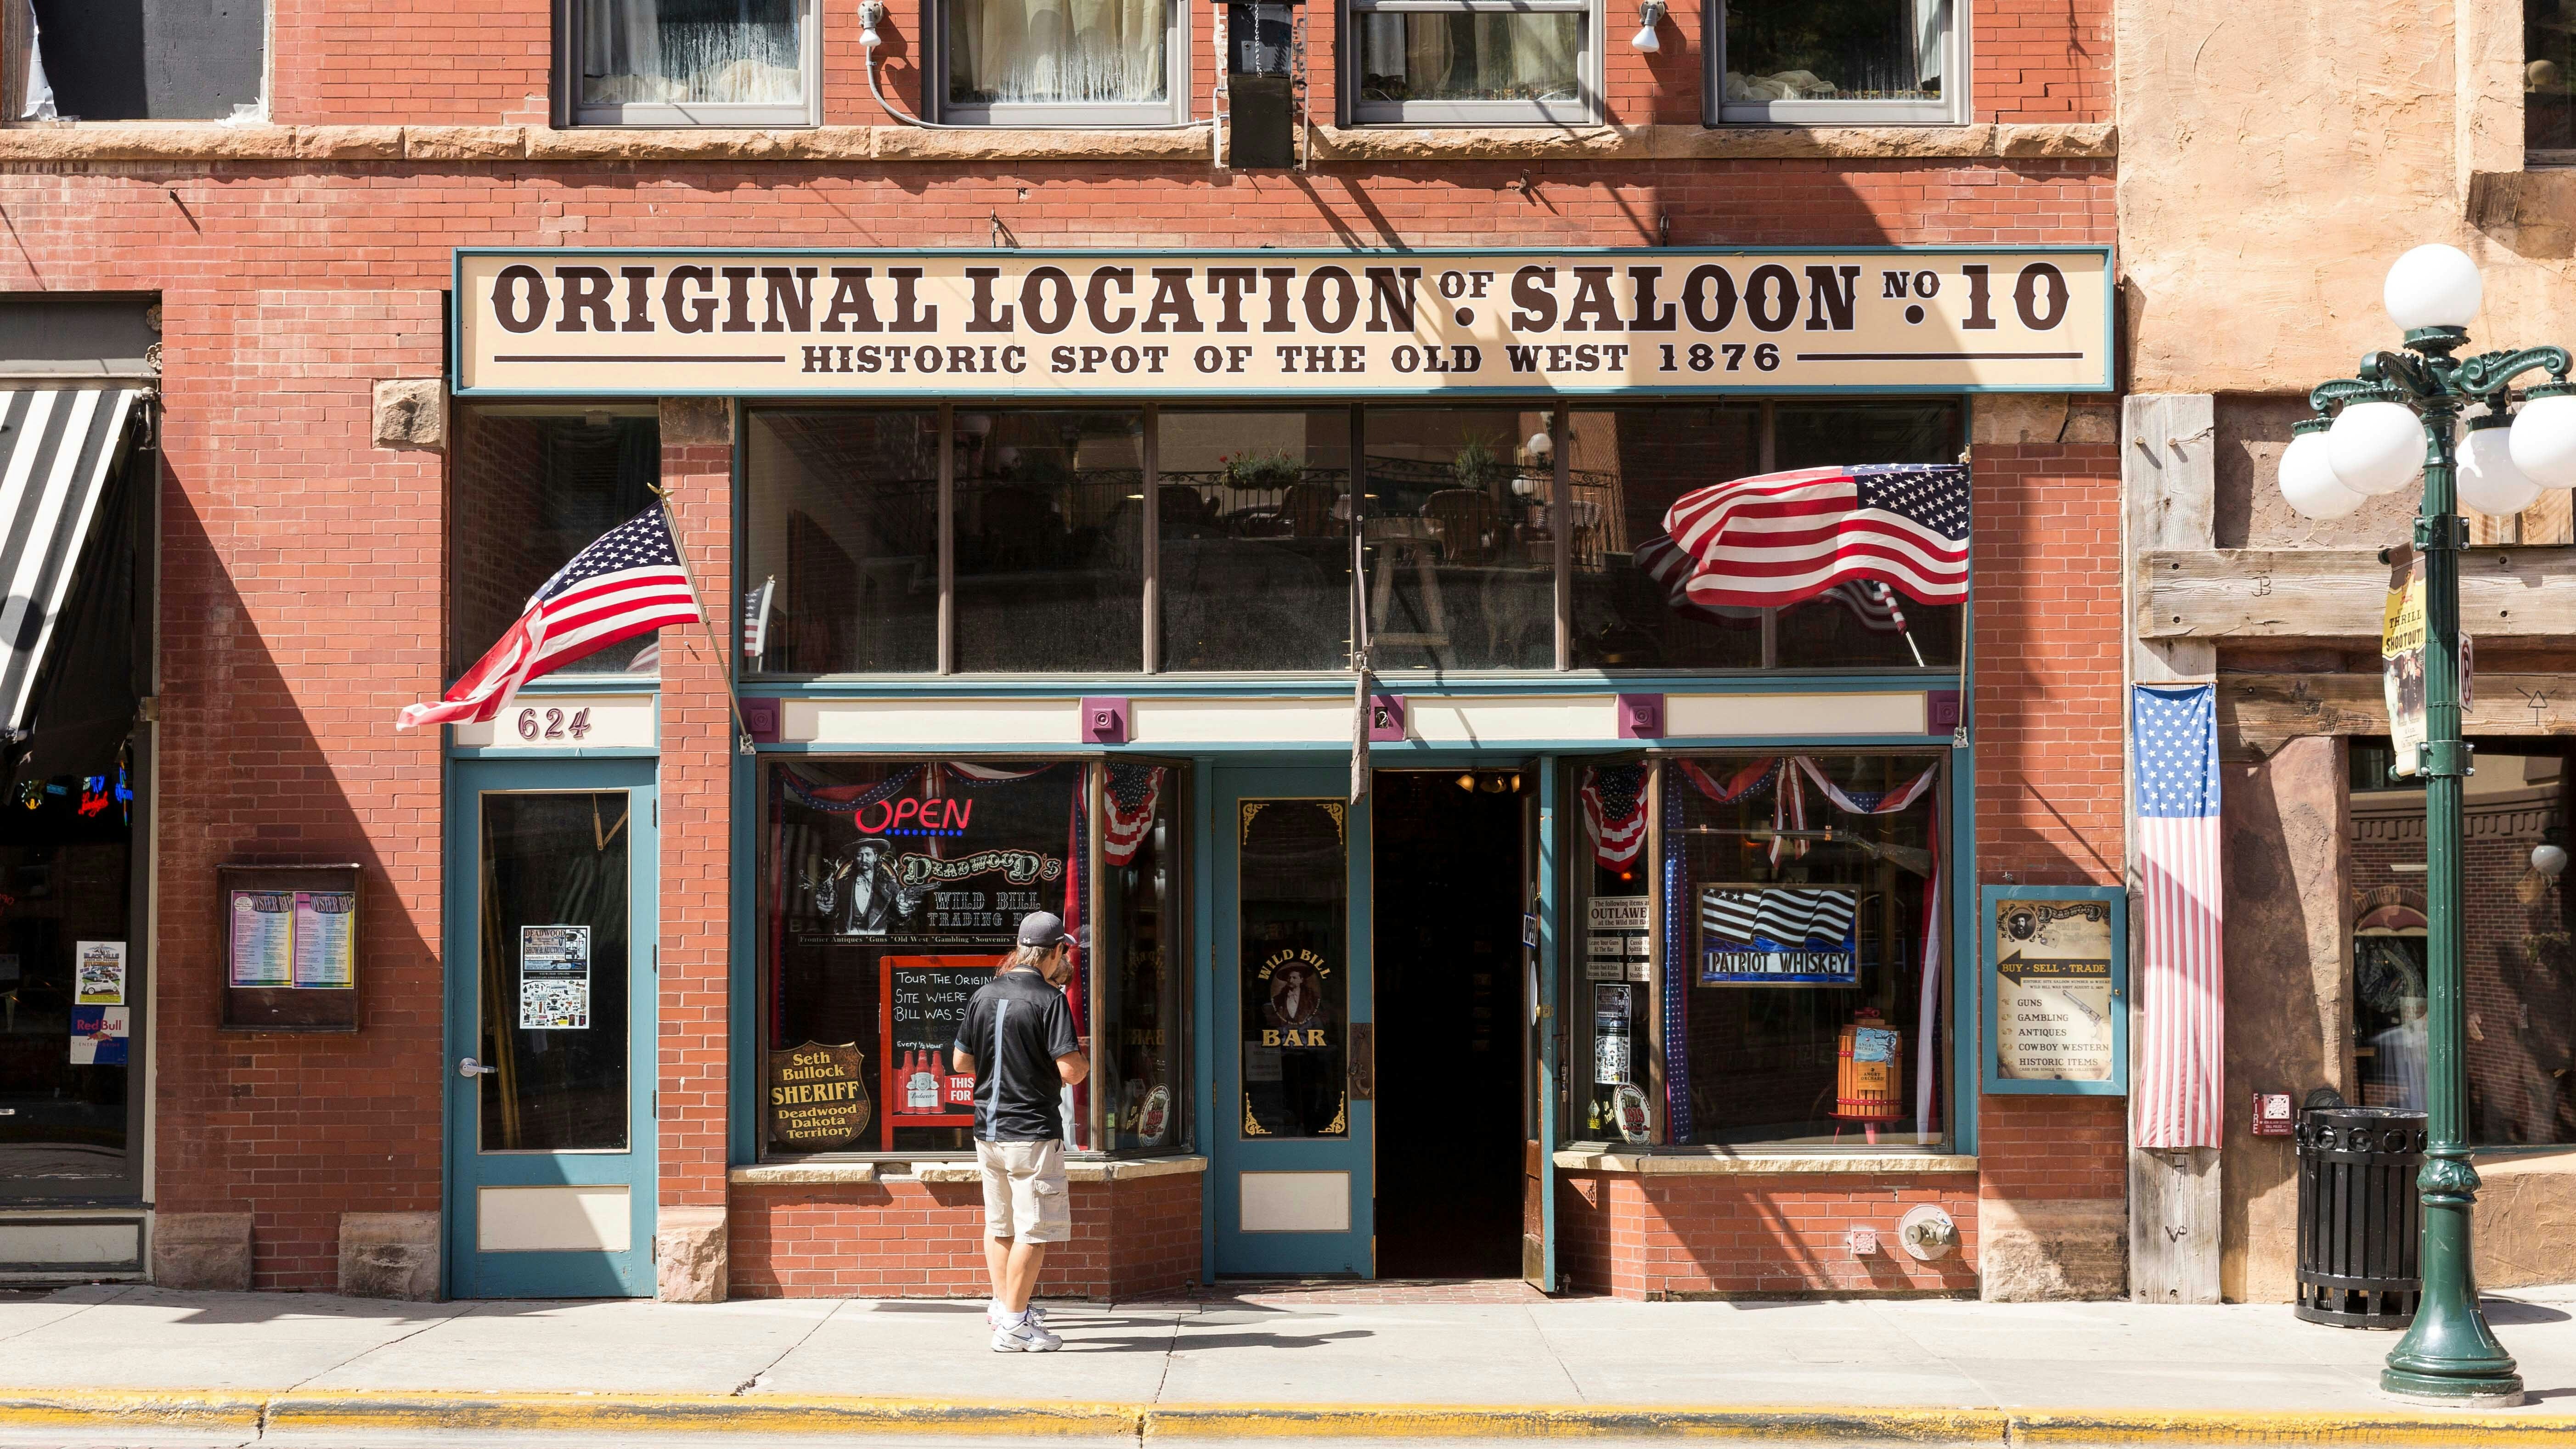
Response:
[219,864,364,1032]
[878,955,998,1147]
[1984,887,2125,1093]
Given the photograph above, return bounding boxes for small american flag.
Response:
[1581,764,1648,870]
[2133,684,2225,1149]
[1663,464,1970,610]
[1103,764,1165,867]
[398,507,702,729]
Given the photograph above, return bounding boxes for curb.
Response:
[4,1389,2576,1443]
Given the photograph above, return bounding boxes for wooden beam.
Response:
[2137,547,2576,640]
[2219,671,2576,740]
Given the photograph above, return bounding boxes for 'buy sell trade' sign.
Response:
[453,247,2112,397]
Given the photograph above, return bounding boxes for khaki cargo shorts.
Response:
[977,1138,1071,1243]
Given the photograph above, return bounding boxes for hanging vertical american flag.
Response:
[1580,765,1648,869]
[397,507,701,729]
[1102,764,1165,866]
[2133,683,2225,1149]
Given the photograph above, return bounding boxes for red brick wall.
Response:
[729,1169,1201,1299]
[264,0,2105,129]
[1966,440,2128,1216]
[660,426,735,1213]
[1556,1171,1980,1298]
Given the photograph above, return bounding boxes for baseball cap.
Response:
[1017,910,1073,948]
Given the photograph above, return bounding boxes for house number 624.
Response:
[515,706,593,741]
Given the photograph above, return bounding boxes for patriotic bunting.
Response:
[1103,764,1165,866]
[1580,764,1649,870]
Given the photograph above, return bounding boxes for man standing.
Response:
[953,910,1088,1352]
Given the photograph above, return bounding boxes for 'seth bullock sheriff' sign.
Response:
[453,248,2112,398]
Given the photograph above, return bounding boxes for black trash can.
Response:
[2294,1105,2427,1328]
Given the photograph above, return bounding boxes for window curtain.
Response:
[952,0,1167,105]
[583,0,803,106]
[1913,0,1944,87]
[1364,11,1576,100]
[17,0,53,121]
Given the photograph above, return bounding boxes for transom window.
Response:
[1708,0,1957,126]
[1347,0,1596,125]
[740,398,1964,677]
[561,0,817,127]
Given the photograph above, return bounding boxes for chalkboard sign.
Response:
[878,955,998,1147]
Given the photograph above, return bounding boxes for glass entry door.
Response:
[444,759,658,1298]
[1210,766,1372,1276]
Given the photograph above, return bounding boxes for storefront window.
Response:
[1239,797,1350,1138]
[1157,409,1355,672]
[1588,753,1945,1148]
[2351,739,2576,1145]
[744,410,940,675]
[1364,408,1556,671]
[453,404,663,678]
[1714,0,1953,124]
[1096,764,1187,1150]
[0,760,136,1195]
[740,400,1964,678]
[1568,400,1961,671]
[953,409,1145,673]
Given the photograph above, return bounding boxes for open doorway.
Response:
[1370,768,1528,1279]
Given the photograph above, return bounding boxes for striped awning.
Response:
[0,387,141,731]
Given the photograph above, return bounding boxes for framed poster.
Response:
[1981,884,2127,1096]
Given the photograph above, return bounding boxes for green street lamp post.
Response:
[2277,243,2576,1406]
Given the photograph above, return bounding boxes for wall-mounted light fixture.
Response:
[1631,0,1667,53]
[858,0,885,50]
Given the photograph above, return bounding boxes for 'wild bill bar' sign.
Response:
[452,248,2113,396]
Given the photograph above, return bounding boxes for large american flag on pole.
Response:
[2133,683,2225,1149]
[398,507,702,729]
[1661,464,1970,610]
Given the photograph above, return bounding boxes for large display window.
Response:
[741,398,1962,678]
[757,757,1189,1158]
[1573,752,1950,1149]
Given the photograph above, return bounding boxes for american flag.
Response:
[1103,764,1165,866]
[398,507,701,730]
[1636,539,1913,632]
[1581,764,1648,870]
[2133,683,2224,1149]
[1663,464,1970,610]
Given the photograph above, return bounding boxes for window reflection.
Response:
[953,410,1145,673]
[1158,410,1354,672]
[453,406,662,677]
[1363,408,1556,671]
[744,410,940,676]
[1567,406,1764,670]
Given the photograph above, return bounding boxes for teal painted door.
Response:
[445,759,658,1298]
[1211,766,1372,1276]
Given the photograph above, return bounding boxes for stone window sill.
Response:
[731,1153,1207,1186]
[1554,1146,1976,1175]
[0,120,2113,166]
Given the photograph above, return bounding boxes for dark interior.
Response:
[1370,769,1528,1280]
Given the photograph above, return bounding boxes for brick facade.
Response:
[12,0,2123,1301]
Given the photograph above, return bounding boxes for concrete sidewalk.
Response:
[6,1281,2576,1443]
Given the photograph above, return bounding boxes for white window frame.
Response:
[1705,0,1962,127]
[1345,0,1599,127]
[930,0,1190,126]
[557,0,820,129]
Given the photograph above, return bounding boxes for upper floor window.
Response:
[1348,0,1596,125]
[2532,0,2576,160]
[1708,0,1956,126]
[563,0,816,127]
[16,0,265,122]
[938,0,1187,124]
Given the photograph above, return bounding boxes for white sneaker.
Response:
[987,1302,1048,1329]
[991,1314,1062,1353]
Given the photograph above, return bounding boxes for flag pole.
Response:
[653,485,757,756]
[1349,427,1374,806]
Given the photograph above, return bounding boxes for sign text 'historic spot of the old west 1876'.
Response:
[454,249,2112,396]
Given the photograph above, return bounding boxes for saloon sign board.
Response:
[451,247,2114,397]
